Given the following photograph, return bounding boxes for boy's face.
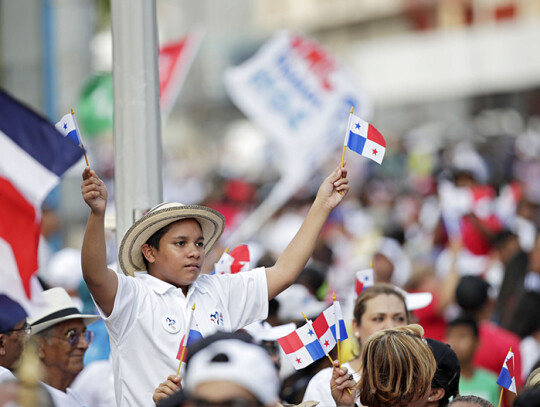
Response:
[144,218,205,288]
[446,324,477,364]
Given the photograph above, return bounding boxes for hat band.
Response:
[31,307,81,326]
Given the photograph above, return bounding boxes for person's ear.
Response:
[427,387,445,403]
[141,244,156,264]
[0,334,6,355]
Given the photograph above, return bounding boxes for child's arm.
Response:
[81,167,118,316]
[265,165,349,299]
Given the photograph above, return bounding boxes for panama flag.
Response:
[176,329,203,362]
[0,91,83,309]
[277,321,327,370]
[344,113,386,164]
[55,112,82,146]
[355,268,375,296]
[496,349,517,394]
[214,244,251,275]
[312,303,348,354]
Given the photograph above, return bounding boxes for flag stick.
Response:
[176,303,196,376]
[497,387,503,407]
[302,312,351,395]
[332,292,341,368]
[340,107,353,169]
[70,108,89,167]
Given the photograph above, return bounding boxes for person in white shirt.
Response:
[80,164,349,406]
[28,287,100,407]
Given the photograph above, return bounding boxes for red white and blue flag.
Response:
[0,91,83,307]
[176,328,203,362]
[496,349,517,394]
[213,244,251,275]
[355,268,375,296]
[277,321,327,370]
[344,113,386,164]
[312,303,348,353]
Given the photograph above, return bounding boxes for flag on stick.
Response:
[213,244,251,274]
[277,316,328,370]
[343,110,386,165]
[355,268,375,297]
[55,109,89,166]
[176,303,199,375]
[497,348,517,395]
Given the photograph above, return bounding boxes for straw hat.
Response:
[28,287,100,335]
[118,202,225,277]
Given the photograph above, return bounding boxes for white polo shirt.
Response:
[99,267,268,407]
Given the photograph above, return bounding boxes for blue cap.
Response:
[0,294,27,333]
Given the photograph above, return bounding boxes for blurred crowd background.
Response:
[2,0,540,404]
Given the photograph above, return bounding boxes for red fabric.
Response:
[474,321,523,388]
[0,177,41,298]
[412,291,447,342]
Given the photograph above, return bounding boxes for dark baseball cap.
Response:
[0,294,27,333]
[425,338,460,401]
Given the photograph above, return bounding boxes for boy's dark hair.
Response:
[142,223,174,269]
[449,395,494,407]
[141,218,203,269]
[447,314,479,338]
[455,276,490,313]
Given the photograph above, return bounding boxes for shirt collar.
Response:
[134,272,208,295]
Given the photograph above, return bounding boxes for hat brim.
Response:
[118,204,225,277]
[30,313,101,335]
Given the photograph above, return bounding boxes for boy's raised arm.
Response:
[81,167,118,316]
[265,165,349,299]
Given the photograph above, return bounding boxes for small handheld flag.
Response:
[55,109,89,166]
[277,316,327,370]
[214,244,251,275]
[355,268,375,297]
[176,303,197,375]
[342,109,386,165]
[497,348,517,397]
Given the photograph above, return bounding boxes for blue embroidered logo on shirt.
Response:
[209,311,224,326]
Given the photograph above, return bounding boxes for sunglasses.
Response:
[53,329,94,348]
[7,322,31,336]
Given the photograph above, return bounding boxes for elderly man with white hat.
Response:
[28,287,100,407]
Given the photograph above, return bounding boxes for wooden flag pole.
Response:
[497,387,503,407]
[303,312,351,396]
[70,108,89,167]
[341,107,353,169]
[176,303,196,376]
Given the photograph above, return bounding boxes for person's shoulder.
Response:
[475,367,498,381]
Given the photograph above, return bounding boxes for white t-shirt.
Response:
[43,383,88,407]
[0,366,15,384]
[71,359,115,407]
[302,361,361,406]
[99,268,268,407]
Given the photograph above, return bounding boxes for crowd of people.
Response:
[1,131,540,407]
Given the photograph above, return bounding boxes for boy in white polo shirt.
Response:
[80,164,349,406]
